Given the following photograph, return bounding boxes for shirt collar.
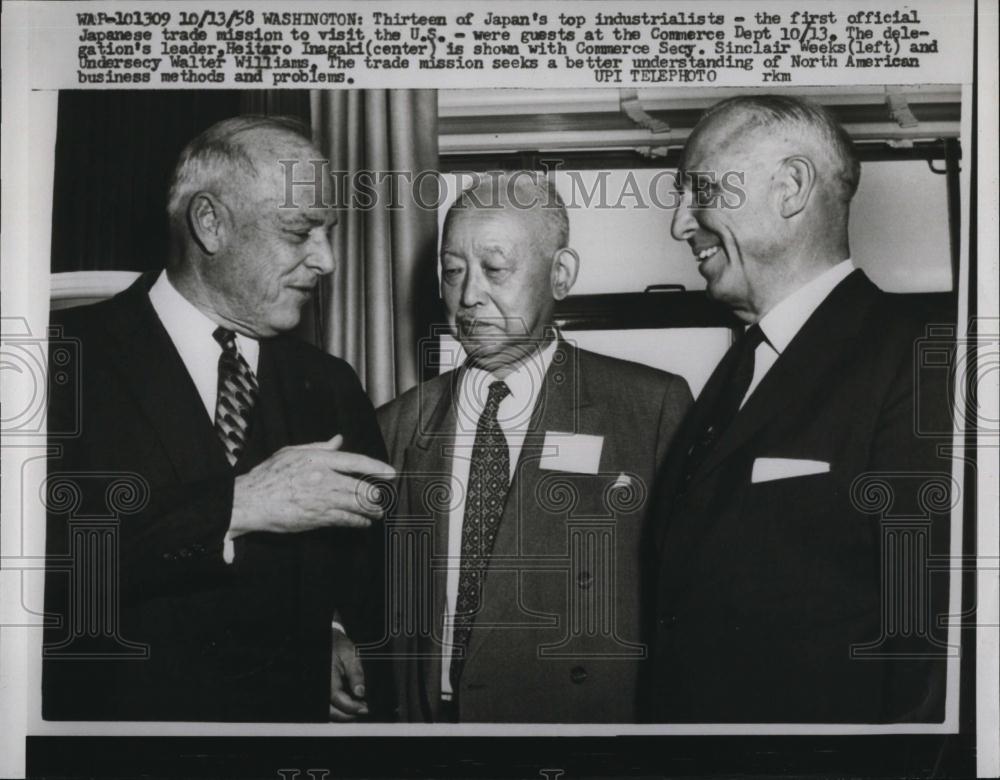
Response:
[147,269,259,371]
[459,336,560,427]
[756,259,855,354]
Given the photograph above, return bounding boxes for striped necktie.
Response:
[213,327,258,466]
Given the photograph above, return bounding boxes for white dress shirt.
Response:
[147,270,260,419]
[742,259,855,406]
[441,337,559,698]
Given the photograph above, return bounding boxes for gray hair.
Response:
[687,94,861,202]
[165,115,313,224]
[444,171,570,253]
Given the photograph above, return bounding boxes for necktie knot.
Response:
[213,326,238,353]
[482,380,511,419]
[742,323,766,351]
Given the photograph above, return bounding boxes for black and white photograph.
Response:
[1,1,996,778]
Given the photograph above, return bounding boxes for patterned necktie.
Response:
[682,324,766,485]
[450,379,511,694]
[213,327,259,467]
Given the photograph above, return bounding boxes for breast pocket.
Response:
[739,468,875,613]
[744,469,851,552]
[748,469,838,509]
[527,470,648,522]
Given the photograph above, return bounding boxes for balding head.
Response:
[683,95,860,206]
[440,172,579,374]
[164,116,336,337]
[672,95,858,321]
[167,115,320,235]
[444,171,570,263]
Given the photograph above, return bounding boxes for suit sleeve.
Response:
[116,479,235,595]
[45,338,238,606]
[375,397,405,469]
[654,374,694,468]
[639,372,693,685]
[323,360,397,719]
[333,359,390,465]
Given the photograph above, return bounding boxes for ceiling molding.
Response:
[439,86,962,154]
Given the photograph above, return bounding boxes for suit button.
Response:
[576,571,592,589]
[658,613,678,628]
[570,666,588,684]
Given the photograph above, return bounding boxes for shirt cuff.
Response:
[222,532,235,564]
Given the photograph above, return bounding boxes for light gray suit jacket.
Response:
[377,341,692,723]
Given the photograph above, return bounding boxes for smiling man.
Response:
[377,172,692,722]
[645,95,953,722]
[44,116,393,722]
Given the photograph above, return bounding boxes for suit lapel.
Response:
[463,341,592,663]
[691,270,878,482]
[101,274,230,482]
[510,341,592,521]
[261,338,319,449]
[525,340,591,444]
[651,334,741,549]
[402,371,461,711]
[657,271,879,586]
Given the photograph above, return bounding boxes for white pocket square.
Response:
[611,472,632,489]
[751,457,830,484]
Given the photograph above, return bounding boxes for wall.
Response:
[440,160,952,295]
[436,159,952,395]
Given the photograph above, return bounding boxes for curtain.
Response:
[50,90,438,406]
[51,91,245,273]
[240,90,311,121]
[51,91,312,275]
[308,90,441,407]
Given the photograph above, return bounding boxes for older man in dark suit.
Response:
[44,116,393,722]
[378,173,692,723]
[646,95,953,723]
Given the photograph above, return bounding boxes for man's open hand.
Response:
[229,434,394,537]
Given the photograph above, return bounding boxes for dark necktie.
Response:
[682,324,766,485]
[213,327,259,467]
[450,379,511,694]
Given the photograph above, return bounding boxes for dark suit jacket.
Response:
[378,341,692,722]
[645,270,953,723]
[43,274,389,722]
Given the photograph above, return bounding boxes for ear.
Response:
[776,156,816,218]
[550,247,580,301]
[186,192,228,255]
